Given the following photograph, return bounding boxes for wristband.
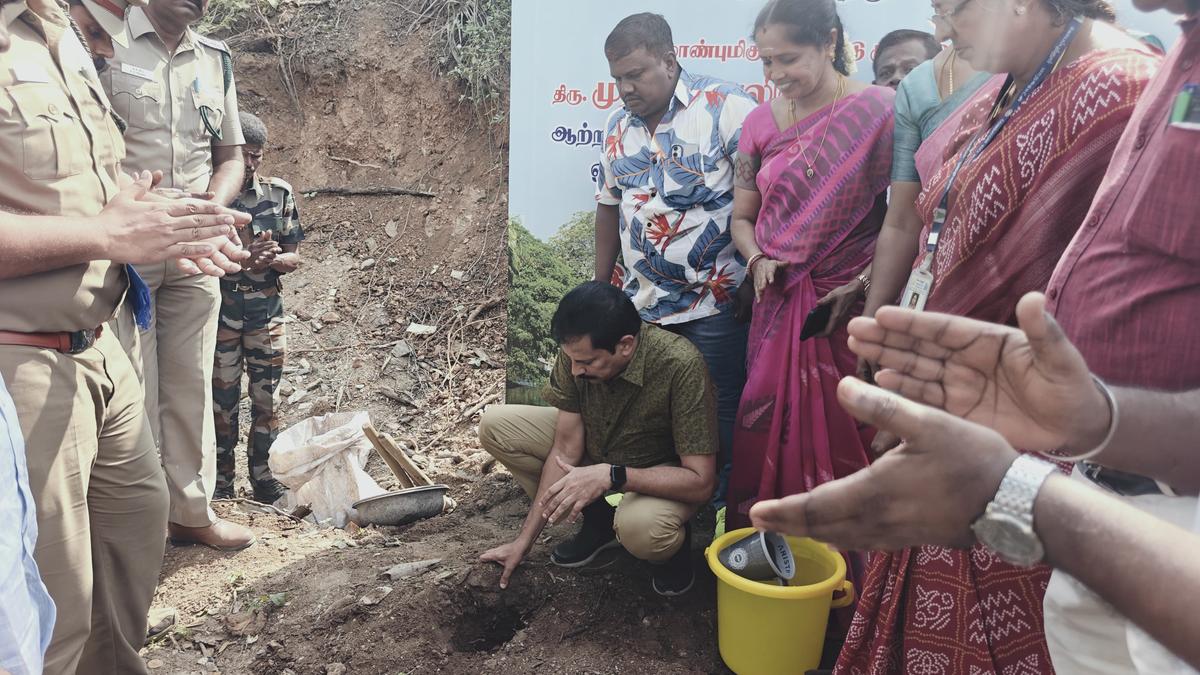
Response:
[747,253,766,272]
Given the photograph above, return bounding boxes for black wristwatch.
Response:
[609,464,627,491]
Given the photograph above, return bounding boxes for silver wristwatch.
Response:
[971,455,1057,567]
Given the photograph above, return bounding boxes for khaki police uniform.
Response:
[101,6,245,528]
[0,2,168,673]
[213,175,303,497]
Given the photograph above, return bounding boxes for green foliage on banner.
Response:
[506,219,578,387]
[546,211,596,283]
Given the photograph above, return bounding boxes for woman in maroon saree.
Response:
[727,0,893,600]
[833,2,1158,673]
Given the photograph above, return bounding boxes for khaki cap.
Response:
[81,0,148,39]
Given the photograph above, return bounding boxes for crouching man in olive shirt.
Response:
[479,281,718,596]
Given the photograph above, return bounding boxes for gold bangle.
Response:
[747,253,766,271]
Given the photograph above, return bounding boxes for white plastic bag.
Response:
[269,411,385,528]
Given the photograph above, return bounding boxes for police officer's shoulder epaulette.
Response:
[265,176,294,195]
[266,176,294,192]
[194,33,232,54]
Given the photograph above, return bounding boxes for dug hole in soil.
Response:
[141,2,729,673]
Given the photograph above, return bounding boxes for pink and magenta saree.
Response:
[727,85,894,557]
[837,47,1158,675]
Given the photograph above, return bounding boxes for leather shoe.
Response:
[168,519,256,552]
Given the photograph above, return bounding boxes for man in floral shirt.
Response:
[594,13,756,509]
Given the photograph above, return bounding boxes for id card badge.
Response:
[901,257,935,311]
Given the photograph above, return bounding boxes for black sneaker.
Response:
[252,478,287,505]
[651,523,694,597]
[212,484,235,500]
[550,500,620,568]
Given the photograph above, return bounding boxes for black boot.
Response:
[550,499,619,568]
[252,478,287,505]
[651,523,694,597]
[212,483,235,500]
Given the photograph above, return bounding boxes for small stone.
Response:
[384,220,398,238]
[364,238,377,252]
[147,659,164,669]
[390,340,413,358]
[450,270,465,281]
[405,323,437,336]
[358,585,393,606]
[380,558,441,581]
[359,258,376,270]
[320,311,343,324]
[325,664,348,675]
[309,397,333,416]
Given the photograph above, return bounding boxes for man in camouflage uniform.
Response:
[213,112,303,503]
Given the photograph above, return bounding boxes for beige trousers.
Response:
[479,404,693,562]
[116,262,221,527]
[0,330,168,675]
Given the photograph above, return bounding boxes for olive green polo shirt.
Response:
[541,324,718,467]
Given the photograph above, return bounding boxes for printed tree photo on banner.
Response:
[505,0,1181,401]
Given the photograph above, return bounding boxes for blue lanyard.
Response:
[925,18,1082,255]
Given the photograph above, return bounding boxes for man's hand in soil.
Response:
[540,457,611,526]
[246,231,282,271]
[479,539,533,590]
[846,291,1110,455]
[749,377,1017,551]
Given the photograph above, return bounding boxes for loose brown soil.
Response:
[139,3,731,673]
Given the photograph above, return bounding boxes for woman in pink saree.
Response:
[727,0,893,584]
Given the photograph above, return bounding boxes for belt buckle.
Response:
[68,328,97,354]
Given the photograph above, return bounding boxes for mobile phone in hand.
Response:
[799,303,833,341]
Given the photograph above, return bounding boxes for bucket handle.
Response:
[830,580,856,609]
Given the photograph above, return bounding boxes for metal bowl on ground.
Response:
[352,484,450,527]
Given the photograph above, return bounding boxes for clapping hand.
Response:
[749,377,1019,551]
[111,171,251,277]
[246,231,282,271]
[844,292,1110,454]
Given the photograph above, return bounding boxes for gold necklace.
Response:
[943,50,957,97]
[789,74,845,179]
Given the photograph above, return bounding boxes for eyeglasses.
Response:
[931,0,974,26]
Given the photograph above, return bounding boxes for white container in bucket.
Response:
[705,528,855,674]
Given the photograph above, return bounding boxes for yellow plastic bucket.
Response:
[705,528,855,674]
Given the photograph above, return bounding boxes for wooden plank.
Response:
[381,433,434,487]
[362,423,415,489]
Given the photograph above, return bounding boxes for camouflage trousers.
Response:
[212,281,286,493]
